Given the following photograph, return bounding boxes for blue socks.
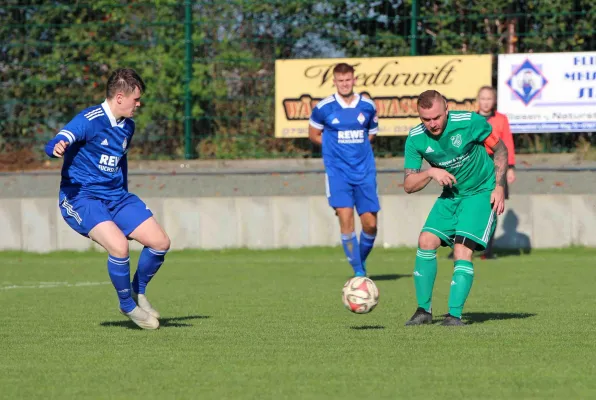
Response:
[360,231,377,265]
[341,231,377,276]
[107,255,136,313]
[108,248,168,313]
[341,232,365,276]
[132,247,168,295]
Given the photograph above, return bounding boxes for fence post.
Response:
[184,0,193,159]
[410,0,418,56]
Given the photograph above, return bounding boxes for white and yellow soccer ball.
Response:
[342,277,379,314]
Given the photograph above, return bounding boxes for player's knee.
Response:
[453,236,476,260]
[453,245,473,261]
[108,239,129,259]
[153,233,170,252]
[363,225,377,235]
[418,232,441,250]
[361,218,377,235]
[339,223,355,235]
[336,209,355,233]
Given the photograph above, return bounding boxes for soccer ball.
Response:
[342,277,379,314]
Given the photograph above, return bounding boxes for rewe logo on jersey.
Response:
[98,154,121,173]
[338,130,364,144]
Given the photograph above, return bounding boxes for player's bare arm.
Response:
[491,139,509,188]
[404,167,457,194]
[403,168,436,194]
[486,136,508,215]
[404,168,427,194]
[308,125,323,146]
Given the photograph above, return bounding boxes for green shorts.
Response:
[421,190,496,250]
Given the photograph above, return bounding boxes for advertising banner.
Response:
[275,55,492,138]
[497,52,596,133]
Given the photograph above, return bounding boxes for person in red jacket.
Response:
[477,85,516,259]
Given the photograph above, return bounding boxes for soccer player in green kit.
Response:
[403,90,508,326]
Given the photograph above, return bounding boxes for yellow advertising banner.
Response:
[275,55,492,138]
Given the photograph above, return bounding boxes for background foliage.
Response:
[1,0,595,160]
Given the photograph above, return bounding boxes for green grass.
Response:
[2,247,596,399]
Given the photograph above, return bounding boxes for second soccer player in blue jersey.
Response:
[45,68,170,330]
[308,63,380,277]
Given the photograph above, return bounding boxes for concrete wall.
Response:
[0,194,592,252]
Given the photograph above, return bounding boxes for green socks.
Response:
[414,248,438,312]
[448,260,474,318]
[414,250,475,318]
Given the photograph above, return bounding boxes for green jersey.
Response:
[404,111,495,198]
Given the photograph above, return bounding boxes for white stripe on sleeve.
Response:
[309,119,324,130]
[58,130,76,143]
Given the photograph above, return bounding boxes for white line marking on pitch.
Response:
[0,282,111,290]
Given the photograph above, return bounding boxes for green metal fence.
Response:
[2,0,595,163]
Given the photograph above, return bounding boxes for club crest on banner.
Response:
[506,59,548,106]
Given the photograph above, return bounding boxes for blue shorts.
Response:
[325,174,380,215]
[59,192,153,237]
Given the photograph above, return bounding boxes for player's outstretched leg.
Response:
[406,232,440,326]
[443,242,475,326]
[90,221,159,330]
[359,212,377,275]
[107,254,136,313]
[128,217,171,319]
[132,247,168,319]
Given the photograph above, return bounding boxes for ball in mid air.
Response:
[342,277,379,314]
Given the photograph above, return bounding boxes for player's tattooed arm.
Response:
[403,168,436,194]
[404,168,420,180]
[492,139,509,187]
[404,168,421,193]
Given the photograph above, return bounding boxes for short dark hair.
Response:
[417,90,444,109]
[106,68,146,99]
[333,63,355,75]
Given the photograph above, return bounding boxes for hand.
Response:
[507,168,516,184]
[491,185,505,215]
[428,167,457,187]
[53,140,69,157]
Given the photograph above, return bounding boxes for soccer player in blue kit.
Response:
[45,68,170,330]
[308,63,380,277]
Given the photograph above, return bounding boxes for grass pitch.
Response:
[2,247,596,399]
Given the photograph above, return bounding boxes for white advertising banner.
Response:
[497,52,596,133]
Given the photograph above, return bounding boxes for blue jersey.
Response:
[45,100,133,201]
[309,93,378,183]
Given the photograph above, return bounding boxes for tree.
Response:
[1,0,594,160]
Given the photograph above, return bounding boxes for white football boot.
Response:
[121,306,159,330]
[132,292,161,319]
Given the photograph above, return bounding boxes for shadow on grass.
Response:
[461,312,536,325]
[368,274,412,281]
[490,249,532,258]
[350,325,385,330]
[100,315,210,330]
[445,248,531,260]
